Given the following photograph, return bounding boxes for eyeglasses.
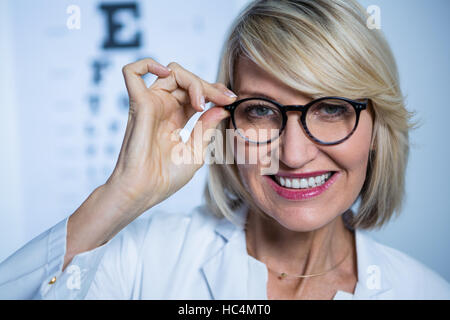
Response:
[224,96,368,145]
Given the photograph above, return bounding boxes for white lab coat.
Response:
[0,204,449,299]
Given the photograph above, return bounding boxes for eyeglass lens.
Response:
[232,98,357,144]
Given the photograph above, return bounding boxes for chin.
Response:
[265,205,336,233]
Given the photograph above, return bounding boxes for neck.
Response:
[245,209,355,278]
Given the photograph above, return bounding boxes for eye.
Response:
[245,105,276,117]
[312,102,354,119]
[308,100,355,122]
[320,103,346,116]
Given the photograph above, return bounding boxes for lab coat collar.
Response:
[201,205,394,300]
[201,204,268,299]
[351,229,394,299]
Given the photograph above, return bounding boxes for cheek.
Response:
[236,163,259,190]
[236,161,272,204]
[331,112,373,184]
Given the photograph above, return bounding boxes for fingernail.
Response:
[224,90,237,98]
[200,96,206,111]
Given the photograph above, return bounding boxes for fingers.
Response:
[122,58,171,98]
[171,83,234,120]
[152,62,237,112]
[122,58,237,131]
[170,62,237,109]
[186,107,230,167]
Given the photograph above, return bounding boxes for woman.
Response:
[1,0,449,299]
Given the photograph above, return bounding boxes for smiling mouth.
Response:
[269,171,337,189]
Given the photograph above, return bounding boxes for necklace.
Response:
[269,250,351,280]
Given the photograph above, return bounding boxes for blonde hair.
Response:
[204,0,418,229]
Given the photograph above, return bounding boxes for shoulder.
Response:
[88,205,225,295]
[132,204,223,239]
[356,230,450,299]
[110,204,225,258]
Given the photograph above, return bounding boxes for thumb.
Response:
[186,107,230,167]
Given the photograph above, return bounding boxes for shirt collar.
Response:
[202,205,393,300]
[351,229,394,299]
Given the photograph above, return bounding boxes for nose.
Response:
[279,112,319,168]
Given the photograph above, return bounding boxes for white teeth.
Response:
[285,178,291,188]
[300,179,308,188]
[276,172,332,189]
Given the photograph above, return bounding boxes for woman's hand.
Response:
[106,58,236,216]
[65,59,236,269]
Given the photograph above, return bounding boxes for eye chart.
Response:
[0,0,251,262]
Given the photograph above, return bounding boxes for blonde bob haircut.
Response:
[204,0,418,230]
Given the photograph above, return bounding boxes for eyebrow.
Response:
[237,90,277,101]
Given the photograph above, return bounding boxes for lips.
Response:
[274,170,333,179]
[273,172,334,189]
[265,171,340,201]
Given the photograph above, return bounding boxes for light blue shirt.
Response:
[1,204,449,299]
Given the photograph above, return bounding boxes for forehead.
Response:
[234,57,282,90]
[233,56,310,103]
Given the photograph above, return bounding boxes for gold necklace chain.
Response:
[269,250,351,280]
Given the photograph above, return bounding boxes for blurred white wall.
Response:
[0,0,252,262]
[0,0,448,282]
[0,0,25,261]
[359,0,450,282]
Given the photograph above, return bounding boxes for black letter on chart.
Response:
[99,3,141,49]
[92,60,110,85]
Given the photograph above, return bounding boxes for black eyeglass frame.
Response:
[224,96,368,146]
